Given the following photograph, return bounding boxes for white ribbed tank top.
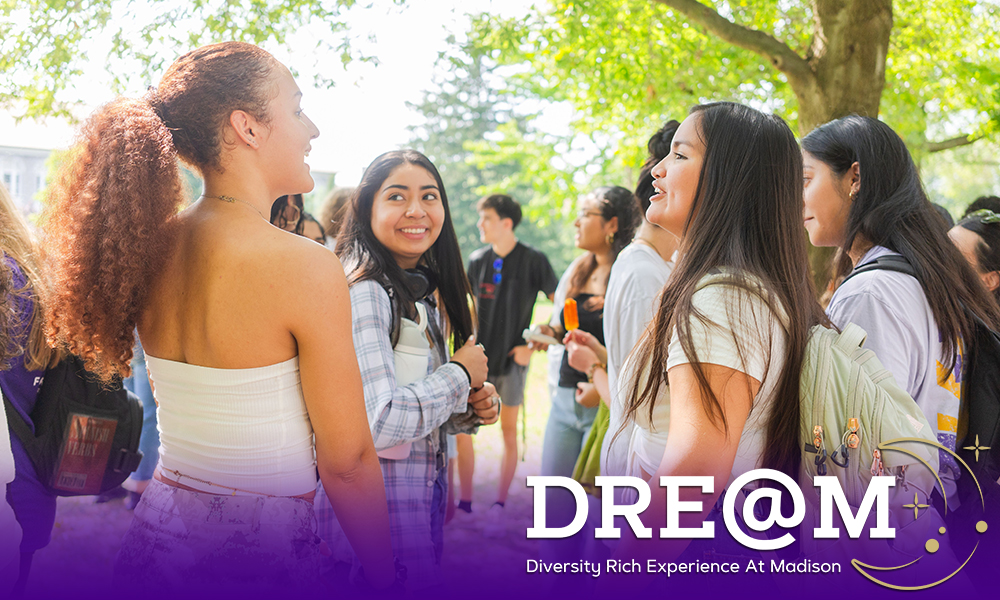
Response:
[146,355,317,497]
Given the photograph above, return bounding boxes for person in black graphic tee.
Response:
[456,195,557,536]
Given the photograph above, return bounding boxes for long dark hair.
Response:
[624,102,827,480]
[566,185,641,298]
[802,116,1000,375]
[336,150,474,349]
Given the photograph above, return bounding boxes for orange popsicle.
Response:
[564,298,579,331]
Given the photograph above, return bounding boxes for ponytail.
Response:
[42,96,184,381]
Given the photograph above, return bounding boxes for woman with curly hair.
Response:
[41,42,395,592]
[0,182,61,595]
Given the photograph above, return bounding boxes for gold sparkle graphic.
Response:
[902,492,930,520]
[963,435,991,463]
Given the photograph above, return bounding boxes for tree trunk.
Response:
[795,0,893,133]
[795,0,893,293]
[655,0,894,292]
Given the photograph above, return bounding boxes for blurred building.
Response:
[0,145,49,216]
[0,143,336,217]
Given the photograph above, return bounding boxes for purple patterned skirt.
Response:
[114,479,324,594]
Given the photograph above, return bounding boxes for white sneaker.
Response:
[482,503,507,538]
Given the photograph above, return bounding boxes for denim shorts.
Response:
[494,363,528,407]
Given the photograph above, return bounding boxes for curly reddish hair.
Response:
[43,42,280,382]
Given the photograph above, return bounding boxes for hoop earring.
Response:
[285,205,302,228]
[606,233,614,246]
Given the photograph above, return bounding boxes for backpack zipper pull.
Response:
[870,448,884,477]
[846,418,860,449]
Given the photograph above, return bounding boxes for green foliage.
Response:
[407,43,578,274]
[0,0,402,119]
[885,0,1000,155]
[923,140,1000,215]
[464,0,1000,209]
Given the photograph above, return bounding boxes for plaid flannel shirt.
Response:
[315,279,470,589]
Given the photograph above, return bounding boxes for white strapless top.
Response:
[146,355,317,497]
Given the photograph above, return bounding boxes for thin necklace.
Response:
[632,237,657,252]
[201,194,266,220]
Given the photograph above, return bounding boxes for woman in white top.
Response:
[41,42,395,592]
[603,102,827,588]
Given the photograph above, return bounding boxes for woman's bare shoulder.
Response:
[257,225,345,286]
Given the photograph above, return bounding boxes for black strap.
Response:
[2,395,36,451]
[841,254,916,285]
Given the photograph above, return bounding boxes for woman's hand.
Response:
[527,324,561,351]
[563,329,607,362]
[451,335,488,389]
[566,339,601,374]
[575,382,601,408]
[469,382,501,425]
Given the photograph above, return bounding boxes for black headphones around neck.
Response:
[403,265,438,302]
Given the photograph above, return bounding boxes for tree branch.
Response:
[654,0,815,89]
[925,134,981,153]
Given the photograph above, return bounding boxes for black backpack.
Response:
[3,354,144,496]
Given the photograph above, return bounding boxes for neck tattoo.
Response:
[201,194,266,220]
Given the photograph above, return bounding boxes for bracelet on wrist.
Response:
[586,362,606,383]
[449,360,471,385]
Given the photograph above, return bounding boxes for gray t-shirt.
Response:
[827,245,961,502]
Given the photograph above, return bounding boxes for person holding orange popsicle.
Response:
[563,298,579,331]
[533,186,641,566]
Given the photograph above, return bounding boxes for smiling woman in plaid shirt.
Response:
[317,150,500,590]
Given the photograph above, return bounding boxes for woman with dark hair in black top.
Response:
[535,185,640,563]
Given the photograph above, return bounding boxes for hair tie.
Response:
[143,86,166,121]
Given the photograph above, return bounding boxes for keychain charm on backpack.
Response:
[813,425,824,449]
[870,448,885,477]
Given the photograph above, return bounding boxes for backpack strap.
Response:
[375,277,402,347]
[2,395,37,451]
[841,254,916,285]
[834,322,868,353]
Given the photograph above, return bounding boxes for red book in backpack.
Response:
[52,413,118,494]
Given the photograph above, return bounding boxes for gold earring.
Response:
[606,233,614,246]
